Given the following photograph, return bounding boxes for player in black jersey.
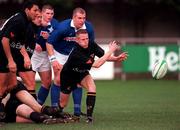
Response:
[59,29,128,123]
[0,0,39,120]
[16,9,42,99]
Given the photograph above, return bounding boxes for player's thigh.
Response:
[0,73,9,86]
[16,104,34,119]
[80,74,96,92]
[6,72,17,90]
[39,70,52,88]
[18,71,36,90]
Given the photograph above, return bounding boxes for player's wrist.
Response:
[48,55,57,63]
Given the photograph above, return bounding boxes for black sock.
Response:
[0,102,6,120]
[0,97,2,104]
[30,112,49,123]
[86,92,96,118]
[41,105,61,116]
[28,90,37,100]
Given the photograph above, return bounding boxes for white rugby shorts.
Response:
[54,50,69,65]
[31,50,51,72]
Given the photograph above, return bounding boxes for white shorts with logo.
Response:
[54,50,69,65]
[31,50,51,72]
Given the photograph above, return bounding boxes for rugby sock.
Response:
[50,83,60,107]
[72,87,82,116]
[86,92,96,118]
[37,85,50,105]
[28,90,37,100]
[0,102,5,120]
[30,112,49,123]
[0,97,2,103]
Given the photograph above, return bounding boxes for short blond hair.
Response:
[42,4,54,12]
[73,7,86,17]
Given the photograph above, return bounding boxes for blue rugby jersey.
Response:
[47,19,95,55]
[36,18,59,51]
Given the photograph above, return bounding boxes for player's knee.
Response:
[26,82,36,90]
[54,77,60,85]
[87,85,96,93]
[42,80,52,88]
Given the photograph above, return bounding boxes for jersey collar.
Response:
[70,20,86,32]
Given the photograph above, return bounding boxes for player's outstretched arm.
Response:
[92,40,118,68]
[107,52,128,62]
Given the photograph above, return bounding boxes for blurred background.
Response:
[0,0,179,80]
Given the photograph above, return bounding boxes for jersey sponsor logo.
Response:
[26,46,34,54]
[10,42,23,49]
[86,59,93,64]
[72,68,87,73]
[86,54,94,64]
[40,31,48,36]
[64,37,76,42]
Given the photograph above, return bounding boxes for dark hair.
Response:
[73,7,86,17]
[23,0,39,11]
[76,29,88,37]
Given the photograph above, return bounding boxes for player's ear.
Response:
[75,37,79,43]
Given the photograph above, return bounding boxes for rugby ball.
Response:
[152,59,168,79]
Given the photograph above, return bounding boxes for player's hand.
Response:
[108,40,119,52]
[7,60,17,73]
[24,57,31,69]
[52,60,62,71]
[116,52,128,61]
[35,44,42,53]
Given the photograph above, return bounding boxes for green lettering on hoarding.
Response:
[122,44,179,73]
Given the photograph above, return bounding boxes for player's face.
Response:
[42,9,54,23]
[32,11,42,26]
[77,33,89,48]
[73,12,86,29]
[26,5,39,21]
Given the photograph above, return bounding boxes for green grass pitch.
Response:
[1,80,180,130]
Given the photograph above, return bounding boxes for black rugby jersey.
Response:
[63,42,105,72]
[0,12,34,58]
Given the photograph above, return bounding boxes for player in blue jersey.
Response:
[46,7,95,117]
[31,4,59,105]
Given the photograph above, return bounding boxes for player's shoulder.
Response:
[57,19,71,31]
[85,21,94,31]
[85,21,93,27]
[59,19,71,26]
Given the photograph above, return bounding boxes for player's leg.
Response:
[16,104,34,123]
[51,68,62,107]
[16,90,42,112]
[37,70,52,105]
[15,82,61,117]
[0,72,17,120]
[59,92,71,111]
[80,74,96,123]
[16,104,51,123]
[18,71,36,99]
[72,87,83,116]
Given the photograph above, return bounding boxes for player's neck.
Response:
[42,19,50,26]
